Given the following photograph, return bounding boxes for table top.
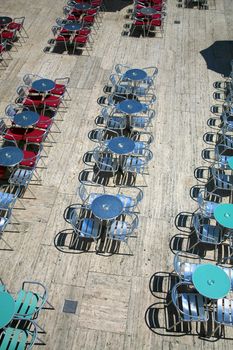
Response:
[0,16,12,26]
[228,156,233,170]
[0,292,15,328]
[0,147,24,167]
[32,78,55,92]
[214,203,233,229]
[91,195,124,220]
[192,264,231,299]
[72,3,91,10]
[124,68,147,81]
[117,99,143,114]
[13,111,40,127]
[140,7,159,15]
[108,136,135,155]
[63,23,82,31]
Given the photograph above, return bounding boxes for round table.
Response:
[13,111,40,127]
[32,79,55,93]
[140,7,159,16]
[63,23,82,31]
[91,195,124,220]
[108,136,135,155]
[0,147,24,167]
[72,3,91,10]
[124,68,147,82]
[192,264,230,299]
[228,156,233,170]
[0,16,12,26]
[0,292,15,328]
[117,99,143,114]
[214,203,233,229]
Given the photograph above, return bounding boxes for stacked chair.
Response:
[0,74,70,250]
[57,63,158,255]
[123,0,166,37]
[163,59,233,338]
[0,16,28,68]
[46,0,105,55]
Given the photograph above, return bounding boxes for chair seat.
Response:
[23,97,42,107]
[73,35,88,44]
[215,298,233,325]
[200,225,221,244]
[107,117,125,129]
[107,220,128,240]
[43,96,61,108]
[9,168,33,186]
[0,192,16,208]
[181,293,207,322]
[0,327,27,350]
[36,115,53,129]
[5,127,25,141]
[7,22,22,31]
[203,201,219,217]
[123,157,144,173]
[56,35,70,42]
[116,194,134,211]
[0,217,8,232]
[15,289,39,318]
[1,31,15,39]
[97,156,118,171]
[78,218,101,239]
[132,141,146,155]
[50,84,65,96]
[24,128,46,143]
[20,150,37,167]
[131,117,149,128]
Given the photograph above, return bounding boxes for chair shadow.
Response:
[169,232,207,258]
[104,0,133,12]
[54,229,95,254]
[149,271,179,299]
[189,184,205,201]
[200,41,233,77]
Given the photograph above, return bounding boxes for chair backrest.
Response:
[0,118,8,134]
[193,213,201,233]
[16,85,27,98]
[5,104,17,119]
[0,323,37,350]
[131,213,139,232]
[100,108,110,122]
[109,74,118,87]
[135,187,143,203]
[78,184,88,202]
[23,74,33,86]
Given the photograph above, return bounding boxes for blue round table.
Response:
[214,203,233,229]
[91,195,123,220]
[140,8,158,16]
[13,111,40,127]
[72,3,91,10]
[63,23,82,31]
[124,69,147,82]
[108,137,135,155]
[0,147,24,167]
[228,156,233,170]
[192,264,230,299]
[0,292,15,328]
[117,99,143,114]
[0,16,12,26]
[32,79,55,92]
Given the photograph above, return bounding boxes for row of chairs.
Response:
[0,16,28,68]
[177,0,208,9]
[58,64,158,254]
[47,0,104,55]
[0,280,53,349]
[167,62,233,334]
[123,0,166,37]
[0,74,70,250]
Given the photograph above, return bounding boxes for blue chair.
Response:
[197,189,222,218]
[173,252,201,282]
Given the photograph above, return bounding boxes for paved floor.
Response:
[0,0,233,348]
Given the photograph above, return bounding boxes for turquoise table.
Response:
[214,203,233,229]
[192,264,230,299]
[228,156,233,170]
[0,292,15,328]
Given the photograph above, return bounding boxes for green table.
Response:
[0,291,15,328]
[214,203,233,229]
[228,156,233,170]
[192,264,230,299]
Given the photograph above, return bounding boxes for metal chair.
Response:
[214,298,233,332]
[14,281,52,323]
[78,183,105,206]
[168,281,209,329]
[0,319,37,350]
[190,212,224,253]
[114,64,131,78]
[95,108,127,135]
[131,131,154,155]
[106,212,139,254]
[116,185,143,213]
[93,147,119,182]
[197,188,222,218]
[173,252,201,282]
[208,165,233,194]
[130,109,155,130]
[63,203,102,242]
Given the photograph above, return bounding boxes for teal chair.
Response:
[14,281,52,330]
[0,320,37,350]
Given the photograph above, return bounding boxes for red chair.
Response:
[50,77,71,100]
[72,34,90,55]
[24,128,49,143]
[7,17,28,39]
